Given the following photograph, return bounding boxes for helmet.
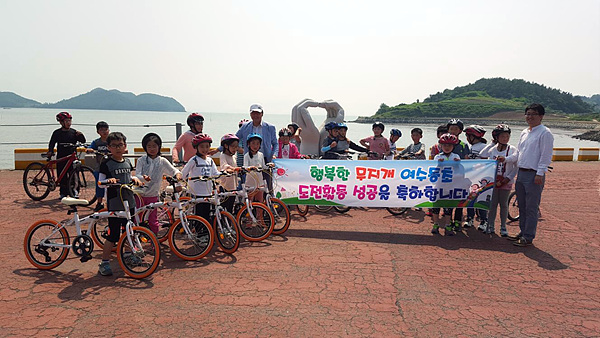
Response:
[447,118,464,130]
[372,121,385,131]
[142,133,162,151]
[56,112,72,122]
[246,133,263,143]
[187,113,204,128]
[220,133,239,146]
[337,122,348,130]
[324,121,339,131]
[464,125,486,138]
[191,133,212,147]
[239,119,249,128]
[390,128,402,137]
[287,122,299,131]
[492,124,511,141]
[279,128,292,137]
[439,133,459,145]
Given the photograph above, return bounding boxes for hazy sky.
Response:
[1,0,599,115]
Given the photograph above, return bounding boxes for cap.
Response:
[250,104,263,113]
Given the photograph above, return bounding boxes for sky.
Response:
[1,0,599,116]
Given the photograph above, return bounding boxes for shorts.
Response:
[105,208,135,243]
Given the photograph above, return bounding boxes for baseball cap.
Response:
[250,104,263,113]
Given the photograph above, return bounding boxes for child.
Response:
[337,122,368,155]
[360,122,390,160]
[398,128,426,160]
[182,134,219,223]
[219,133,240,213]
[98,132,143,276]
[287,122,302,148]
[135,133,181,234]
[244,133,268,203]
[172,113,204,164]
[431,133,461,236]
[429,125,448,159]
[321,122,341,159]
[446,119,471,231]
[463,125,489,229]
[277,128,304,159]
[86,121,110,211]
[480,124,517,236]
[47,112,86,199]
[386,129,402,160]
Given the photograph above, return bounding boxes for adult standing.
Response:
[510,103,554,247]
[172,113,204,164]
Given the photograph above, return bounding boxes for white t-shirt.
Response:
[181,155,219,196]
[243,151,266,189]
[434,152,461,162]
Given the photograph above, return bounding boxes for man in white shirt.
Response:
[510,103,554,247]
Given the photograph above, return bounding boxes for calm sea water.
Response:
[1,108,598,170]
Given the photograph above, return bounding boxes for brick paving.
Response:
[1,161,599,337]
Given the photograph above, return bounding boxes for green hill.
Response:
[0,88,185,112]
[374,78,595,118]
[0,92,41,108]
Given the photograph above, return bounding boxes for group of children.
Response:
[48,111,517,276]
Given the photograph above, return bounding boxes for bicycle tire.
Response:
[334,206,351,214]
[236,202,275,241]
[214,211,240,254]
[24,220,70,270]
[23,162,52,201]
[68,166,97,205]
[386,207,409,216]
[140,206,173,243]
[314,205,334,213]
[89,211,118,252]
[507,191,519,221]
[270,198,291,235]
[296,205,309,216]
[117,226,160,279]
[168,216,214,261]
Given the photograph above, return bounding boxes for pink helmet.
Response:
[191,133,212,147]
[56,112,72,122]
[186,113,204,128]
[439,133,459,145]
[220,133,239,146]
[464,125,486,138]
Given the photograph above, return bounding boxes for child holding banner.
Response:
[431,133,461,236]
[447,119,471,231]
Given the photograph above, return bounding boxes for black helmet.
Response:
[492,124,511,142]
[142,133,162,154]
[186,113,204,128]
[447,118,464,130]
[372,121,385,131]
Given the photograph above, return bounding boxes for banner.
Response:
[271,159,497,209]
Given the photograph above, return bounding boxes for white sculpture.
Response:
[291,99,345,156]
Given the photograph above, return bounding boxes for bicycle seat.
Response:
[61,197,90,206]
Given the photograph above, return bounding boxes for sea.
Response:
[1,107,598,170]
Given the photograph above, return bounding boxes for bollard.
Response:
[552,148,574,161]
[577,148,600,161]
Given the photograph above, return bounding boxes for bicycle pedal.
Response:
[80,255,92,263]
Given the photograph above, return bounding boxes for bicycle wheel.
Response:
[168,216,214,260]
[23,162,52,201]
[386,207,409,216]
[270,198,291,235]
[296,205,309,216]
[117,226,160,279]
[334,206,351,214]
[507,191,519,221]
[24,220,70,270]
[89,214,118,252]
[154,206,174,243]
[314,205,334,213]
[236,202,275,241]
[214,211,240,254]
[69,166,97,205]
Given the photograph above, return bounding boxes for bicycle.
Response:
[24,191,161,279]
[256,166,291,235]
[23,142,98,205]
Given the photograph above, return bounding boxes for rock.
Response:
[573,130,600,142]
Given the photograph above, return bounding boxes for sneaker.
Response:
[452,220,461,232]
[444,225,454,236]
[463,219,473,228]
[513,237,532,247]
[477,222,487,232]
[431,224,440,234]
[98,261,113,276]
[500,228,509,237]
[93,203,105,212]
[481,221,492,234]
[507,232,522,241]
[123,252,142,266]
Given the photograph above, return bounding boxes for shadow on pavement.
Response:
[285,228,568,271]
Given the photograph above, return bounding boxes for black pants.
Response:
[56,160,73,197]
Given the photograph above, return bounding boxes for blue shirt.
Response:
[236,121,278,162]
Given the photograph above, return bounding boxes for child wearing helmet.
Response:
[219,133,241,212]
[360,122,390,160]
[86,121,110,211]
[386,129,402,160]
[172,113,205,164]
[463,125,489,230]
[47,111,86,199]
[479,124,518,236]
[446,118,471,231]
[321,122,341,159]
[429,125,448,159]
[336,122,368,155]
[135,133,182,234]
[277,128,304,159]
[182,133,219,222]
[287,122,302,148]
[244,133,267,203]
[398,128,426,160]
[431,133,461,236]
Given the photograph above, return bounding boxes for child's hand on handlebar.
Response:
[143,175,151,181]
[132,177,144,186]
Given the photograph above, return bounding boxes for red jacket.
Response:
[277,141,302,159]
